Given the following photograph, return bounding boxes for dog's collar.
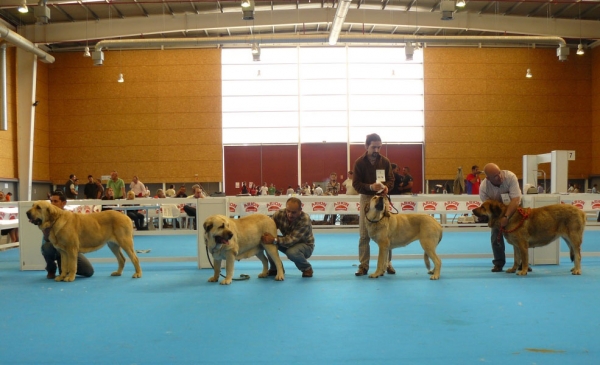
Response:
[365,211,386,224]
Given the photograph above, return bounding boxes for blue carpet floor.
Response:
[1,232,600,364]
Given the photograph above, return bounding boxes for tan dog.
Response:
[472,200,586,276]
[364,195,443,279]
[26,200,142,281]
[203,214,284,285]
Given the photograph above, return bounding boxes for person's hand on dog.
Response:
[371,182,387,194]
[261,232,275,245]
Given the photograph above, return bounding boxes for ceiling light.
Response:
[526,69,532,78]
[251,43,261,61]
[18,0,28,13]
[83,46,91,57]
[456,0,466,7]
[118,73,124,83]
[577,43,584,56]
[405,43,414,61]
[241,0,255,20]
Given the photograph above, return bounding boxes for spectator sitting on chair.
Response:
[41,191,94,279]
[182,186,205,222]
[125,191,148,231]
[165,184,176,198]
[175,185,188,198]
[155,189,166,199]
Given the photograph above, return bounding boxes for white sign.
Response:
[567,150,576,161]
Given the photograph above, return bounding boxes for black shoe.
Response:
[491,265,503,272]
[302,268,313,278]
[355,267,368,276]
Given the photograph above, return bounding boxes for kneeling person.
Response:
[262,197,315,278]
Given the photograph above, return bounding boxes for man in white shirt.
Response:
[342,171,358,195]
[479,163,522,273]
[129,176,147,197]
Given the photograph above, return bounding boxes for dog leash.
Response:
[497,207,530,243]
[205,244,250,281]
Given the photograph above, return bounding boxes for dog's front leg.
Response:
[56,248,77,282]
[505,244,519,274]
[516,244,529,276]
[208,259,222,283]
[220,252,236,285]
[369,239,389,278]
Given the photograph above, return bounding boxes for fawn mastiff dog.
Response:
[364,195,443,279]
[472,200,586,276]
[26,200,142,282]
[203,214,284,285]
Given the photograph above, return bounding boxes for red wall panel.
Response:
[349,143,423,193]
[300,143,348,184]
[224,145,298,195]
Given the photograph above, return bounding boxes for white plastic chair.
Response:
[161,204,181,230]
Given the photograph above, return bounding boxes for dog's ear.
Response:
[40,204,60,229]
[203,222,213,233]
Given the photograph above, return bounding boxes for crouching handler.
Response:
[262,197,315,278]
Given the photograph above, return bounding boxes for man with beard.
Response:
[352,133,395,277]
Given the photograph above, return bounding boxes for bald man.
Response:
[479,163,522,272]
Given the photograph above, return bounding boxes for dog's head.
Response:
[365,195,391,220]
[472,200,504,227]
[26,200,61,230]
[203,215,234,248]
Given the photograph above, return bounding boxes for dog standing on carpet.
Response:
[364,195,443,279]
[472,200,586,276]
[203,214,284,285]
[26,200,142,282]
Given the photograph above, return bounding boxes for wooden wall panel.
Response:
[0,48,17,179]
[48,49,222,184]
[593,47,600,175]
[424,47,593,180]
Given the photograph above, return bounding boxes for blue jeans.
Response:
[490,226,506,268]
[41,241,94,277]
[269,243,314,272]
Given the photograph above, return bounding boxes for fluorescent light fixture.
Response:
[83,46,91,57]
[526,69,532,78]
[118,73,124,83]
[577,43,584,56]
[456,0,466,7]
[18,0,28,13]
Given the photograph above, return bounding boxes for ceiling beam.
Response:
[18,8,600,44]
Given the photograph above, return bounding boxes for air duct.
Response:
[1,43,6,131]
[0,24,55,63]
[329,0,352,46]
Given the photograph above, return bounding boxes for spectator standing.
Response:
[175,185,188,198]
[479,163,522,273]
[95,178,105,199]
[398,167,414,194]
[64,174,77,199]
[130,176,148,197]
[342,171,358,195]
[165,184,176,198]
[260,183,269,196]
[325,172,340,195]
[268,184,276,196]
[84,175,99,199]
[465,165,482,195]
[107,171,126,199]
[388,164,404,195]
[352,133,395,276]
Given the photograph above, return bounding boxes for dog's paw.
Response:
[571,268,582,275]
[110,271,122,276]
[219,279,232,285]
[132,272,142,278]
[258,272,268,278]
[54,275,66,282]
[429,274,440,280]
[506,268,517,273]
[275,275,284,281]
[207,276,218,282]
[368,272,383,278]
[516,270,528,276]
